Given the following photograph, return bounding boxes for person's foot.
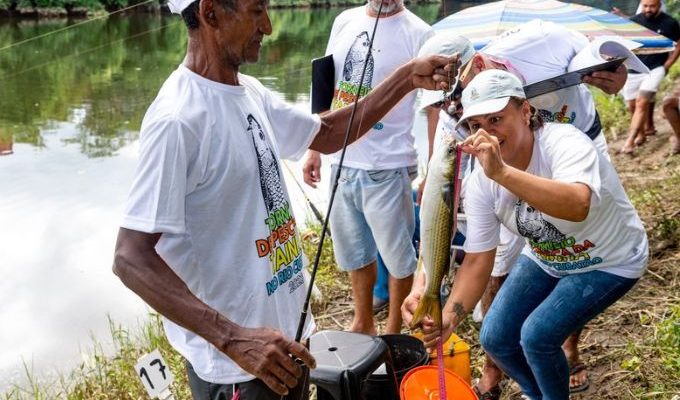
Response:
[349,319,377,335]
[372,296,388,314]
[474,361,504,400]
[563,332,589,393]
[619,145,635,155]
[634,134,647,146]
[568,362,590,393]
[645,129,657,136]
[670,135,680,155]
[473,384,502,400]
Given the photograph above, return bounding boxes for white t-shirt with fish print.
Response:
[463,123,647,279]
[324,5,433,170]
[121,65,320,384]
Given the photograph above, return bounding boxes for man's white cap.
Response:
[167,0,193,14]
[457,69,525,127]
[418,34,476,109]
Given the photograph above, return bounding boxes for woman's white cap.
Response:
[418,34,476,109]
[457,69,525,127]
[167,0,194,13]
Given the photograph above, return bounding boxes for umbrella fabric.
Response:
[433,0,674,52]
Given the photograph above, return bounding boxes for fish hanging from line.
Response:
[411,136,461,329]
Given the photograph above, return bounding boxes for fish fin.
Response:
[410,294,442,330]
[441,183,453,211]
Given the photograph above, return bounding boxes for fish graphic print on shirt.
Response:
[247,114,305,296]
[332,31,383,130]
[247,114,286,213]
[515,200,566,244]
[515,199,601,274]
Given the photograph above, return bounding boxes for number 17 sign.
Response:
[135,349,174,399]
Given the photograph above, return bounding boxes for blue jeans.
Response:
[480,255,638,400]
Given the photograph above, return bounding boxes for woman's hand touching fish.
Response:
[461,129,506,182]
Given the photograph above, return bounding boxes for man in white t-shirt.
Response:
[302,0,433,336]
[111,0,456,398]
[413,24,638,398]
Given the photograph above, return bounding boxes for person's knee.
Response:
[662,97,679,116]
[635,96,651,108]
[519,319,561,355]
[480,317,510,356]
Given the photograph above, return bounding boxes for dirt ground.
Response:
[307,91,680,399]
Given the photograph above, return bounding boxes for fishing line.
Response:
[0,20,182,80]
[286,1,384,399]
[0,0,156,53]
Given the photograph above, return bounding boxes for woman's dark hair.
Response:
[181,0,237,30]
[509,96,544,130]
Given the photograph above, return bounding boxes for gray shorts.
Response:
[328,165,418,279]
[185,361,309,400]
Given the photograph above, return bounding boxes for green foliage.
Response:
[657,304,680,374]
[628,171,680,246]
[591,87,629,140]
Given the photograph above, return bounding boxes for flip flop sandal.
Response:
[473,384,502,400]
[634,136,647,146]
[569,362,590,393]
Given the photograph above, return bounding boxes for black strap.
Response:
[584,111,602,140]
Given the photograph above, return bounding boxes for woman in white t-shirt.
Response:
[412,69,647,400]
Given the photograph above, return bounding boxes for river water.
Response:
[0,0,642,392]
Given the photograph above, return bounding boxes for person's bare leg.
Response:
[645,100,657,136]
[663,96,680,154]
[385,273,413,334]
[562,330,588,390]
[476,275,508,394]
[349,261,377,335]
[622,96,648,152]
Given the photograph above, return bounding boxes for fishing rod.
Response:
[281,160,329,234]
[286,1,385,399]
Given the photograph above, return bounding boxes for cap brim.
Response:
[456,97,510,129]
[419,89,444,110]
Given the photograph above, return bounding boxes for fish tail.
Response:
[410,294,442,330]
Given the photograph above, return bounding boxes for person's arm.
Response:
[310,55,455,154]
[664,44,680,72]
[113,228,315,396]
[420,250,495,348]
[462,129,592,222]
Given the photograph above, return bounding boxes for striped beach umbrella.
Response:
[433,0,674,53]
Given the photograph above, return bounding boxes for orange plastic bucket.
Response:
[399,365,477,400]
[411,332,471,384]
